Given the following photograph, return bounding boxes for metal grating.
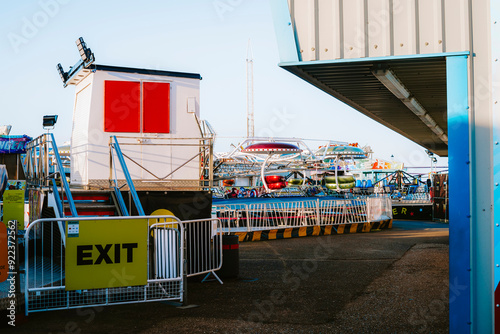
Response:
[27,282,182,313]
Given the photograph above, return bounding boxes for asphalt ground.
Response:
[3,220,449,333]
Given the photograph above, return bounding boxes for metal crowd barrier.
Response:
[213,197,385,233]
[23,215,222,314]
[183,218,223,284]
[150,223,181,280]
[391,192,431,204]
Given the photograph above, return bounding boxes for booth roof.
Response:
[90,64,202,80]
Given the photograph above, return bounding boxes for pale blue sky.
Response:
[0,0,447,169]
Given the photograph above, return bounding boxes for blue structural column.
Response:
[447,55,471,332]
[492,1,500,332]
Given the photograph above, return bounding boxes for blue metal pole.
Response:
[50,133,77,217]
[447,55,471,333]
[51,179,64,217]
[113,186,129,216]
[491,0,500,331]
[111,136,145,216]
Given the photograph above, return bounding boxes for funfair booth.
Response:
[57,39,214,219]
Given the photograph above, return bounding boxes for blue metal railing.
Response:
[110,136,145,216]
[25,134,78,217]
[113,186,129,216]
[49,133,77,217]
[51,179,64,217]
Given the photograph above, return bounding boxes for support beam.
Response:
[469,0,494,332]
[446,55,471,333]
[493,0,500,331]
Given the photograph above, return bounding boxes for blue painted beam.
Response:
[446,55,471,333]
[279,51,470,68]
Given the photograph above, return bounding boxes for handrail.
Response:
[110,136,145,216]
[110,135,214,190]
[25,134,77,217]
[112,186,129,216]
[51,179,64,217]
[49,133,77,217]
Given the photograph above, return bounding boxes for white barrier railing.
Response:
[150,224,181,279]
[213,197,391,233]
[367,196,393,222]
[23,215,223,314]
[246,200,317,230]
[318,199,368,225]
[395,192,432,204]
[182,218,223,283]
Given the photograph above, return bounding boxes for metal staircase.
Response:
[26,133,141,219]
[63,190,121,217]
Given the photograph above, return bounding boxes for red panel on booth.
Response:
[142,82,170,133]
[104,81,140,133]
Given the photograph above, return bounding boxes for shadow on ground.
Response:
[3,220,449,333]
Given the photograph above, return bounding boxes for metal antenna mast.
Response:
[246,39,254,138]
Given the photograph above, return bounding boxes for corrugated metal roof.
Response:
[281,56,448,156]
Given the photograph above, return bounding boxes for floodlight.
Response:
[75,37,93,63]
[43,115,58,129]
[56,63,67,82]
[0,125,11,136]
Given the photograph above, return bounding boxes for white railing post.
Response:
[245,204,251,232]
[316,198,321,225]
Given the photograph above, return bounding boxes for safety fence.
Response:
[109,134,214,192]
[183,218,223,282]
[213,196,392,233]
[25,133,77,216]
[392,192,431,204]
[23,216,221,314]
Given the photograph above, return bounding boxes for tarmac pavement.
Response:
[3,220,449,333]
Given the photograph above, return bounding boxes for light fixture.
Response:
[75,37,93,62]
[439,133,448,143]
[0,125,12,136]
[56,63,67,83]
[372,68,411,99]
[373,67,448,145]
[43,115,58,129]
[421,114,437,128]
[57,37,95,88]
[75,37,95,65]
[402,97,426,116]
[432,125,444,137]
